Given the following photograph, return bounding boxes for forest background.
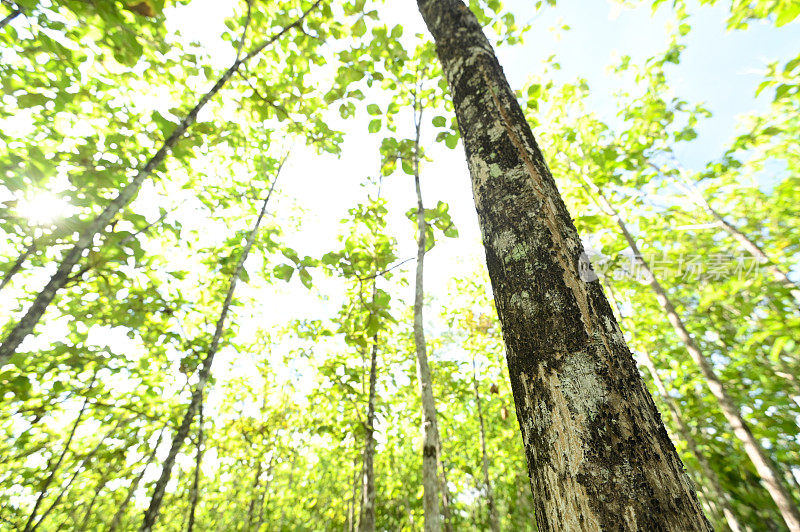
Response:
[0,0,798,530]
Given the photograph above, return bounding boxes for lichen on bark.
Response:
[416,1,712,529]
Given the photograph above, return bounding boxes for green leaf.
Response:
[299,268,312,289]
[274,264,294,281]
[776,4,800,26]
[368,118,381,133]
[432,116,446,127]
[353,18,367,37]
[367,103,381,115]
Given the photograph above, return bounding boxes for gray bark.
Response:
[416,1,710,529]
[580,173,800,531]
[411,100,443,532]
[0,1,320,369]
[603,282,742,532]
[139,160,282,531]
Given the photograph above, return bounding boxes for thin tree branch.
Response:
[0,0,323,368]
[0,4,21,30]
[30,416,129,532]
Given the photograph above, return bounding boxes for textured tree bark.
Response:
[581,174,800,532]
[416,1,711,529]
[411,102,445,532]
[358,334,379,532]
[473,358,500,532]
[0,2,321,369]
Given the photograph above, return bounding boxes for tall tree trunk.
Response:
[359,334,379,532]
[24,371,97,532]
[473,358,500,532]
[436,428,453,532]
[579,173,800,531]
[416,2,710,529]
[139,162,283,531]
[411,99,443,532]
[187,397,205,532]
[0,2,321,369]
[109,427,166,532]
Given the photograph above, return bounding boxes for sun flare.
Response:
[17,192,69,226]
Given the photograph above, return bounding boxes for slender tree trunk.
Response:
[348,453,360,532]
[359,334,379,532]
[140,162,283,531]
[109,427,166,532]
[436,430,453,532]
[0,2,321,369]
[579,173,800,531]
[473,358,500,532]
[0,239,35,292]
[187,397,205,532]
[668,168,800,306]
[247,461,263,530]
[416,2,709,529]
[410,100,443,532]
[24,371,97,532]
